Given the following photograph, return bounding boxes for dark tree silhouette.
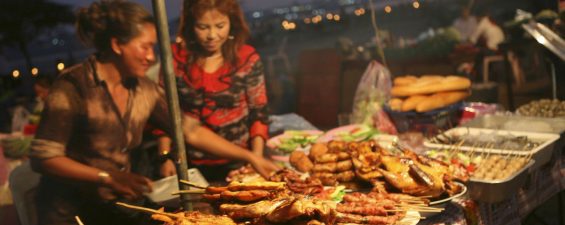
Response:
[0,0,74,72]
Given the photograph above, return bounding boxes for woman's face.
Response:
[193,9,231,55]
[115,23,157,78]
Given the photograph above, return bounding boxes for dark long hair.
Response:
[76,0,154,55]
[178,0,250,66]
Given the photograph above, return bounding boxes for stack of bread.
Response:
[388,75,471,112]
[289,141,356,186]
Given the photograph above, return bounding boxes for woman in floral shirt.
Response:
[158,0,269,181]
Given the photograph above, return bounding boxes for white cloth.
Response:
[453,16,478,41]
[470,17,505,50]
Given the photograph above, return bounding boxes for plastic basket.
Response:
[383,102,463,135]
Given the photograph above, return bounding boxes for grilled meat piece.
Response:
[314,153,339,163]
[220,198,292,219]
[152,211,236,225]
[336,203,388,216]
[311,172,338,186]
[206,186,228,194]
[227,181,286,191]
[336,160,353,172]
[336,212,400,225]
[336,171,356,182]
[312,162,338,173]
[309,143,329,161]
[337,152,351,161]
[220,190,272,202]
[266,198,337,224]
[328,141,347,152]
[290,151,314,173]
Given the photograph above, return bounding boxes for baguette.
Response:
[391,76,471,97]
[393,75,418,86]
[415,91,469,112]
[419,75,446,81]
[388,98,404,111]
[401,95,428,112]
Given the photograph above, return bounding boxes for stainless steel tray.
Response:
[467,159,534,203]
[462,115,565,150]
[462,115,565,134]
[424,127,560,169]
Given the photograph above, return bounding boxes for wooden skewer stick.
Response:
[397,207,443,212]
[412,195,432,199]
[395,208,444,212]
[396,199,425,202]
[395,204,437,209]
[115,202,183,218]
[394,195,430,200]
[171,189,206,195]
[401,215,427,219]
[395,204,442,209]
[75,216,84,225]
[398,204,428,208]
[386,209,443,212]
[179,179,208,189]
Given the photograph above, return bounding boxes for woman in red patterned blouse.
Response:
[158,0,270,181]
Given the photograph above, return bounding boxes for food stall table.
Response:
[419,134,564,225]
[265,118,564,225]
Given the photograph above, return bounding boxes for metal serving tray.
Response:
[462,115,565,134]
[462,115,565,150]
[424,127,560,169]
[467,159,534,203]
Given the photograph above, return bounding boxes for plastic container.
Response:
[424,127,560,169]
[145,168,208,203]
[383,102,463,135]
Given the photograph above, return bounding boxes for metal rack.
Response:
[522,22,565,99]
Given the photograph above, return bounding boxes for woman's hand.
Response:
[160,159,177,177]
[106,171,153,200]
[248,155,280,178]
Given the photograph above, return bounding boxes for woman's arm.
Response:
[149,83,278,178]
[34,156,152,199]
[244,54,270,156]
[35,156,106,184]
[251,136,265,157]
[157,136,177,177]
[182,123,278,177]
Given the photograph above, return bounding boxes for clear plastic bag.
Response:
[351,61,397,134]
[11,106,30,134]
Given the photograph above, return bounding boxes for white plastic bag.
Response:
[351,61,397,134]
[11,106,30,133]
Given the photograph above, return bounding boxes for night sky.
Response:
[51,0,316,19]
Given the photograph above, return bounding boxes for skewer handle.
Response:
[179,179,208,189]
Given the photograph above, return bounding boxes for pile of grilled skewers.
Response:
[115,202,237,225]
[289,140,468,198]
[204,181,336,225]
[115,140,467,225]
[336,192,431,224]
[116,178,436,225]
[199,180,436,224]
